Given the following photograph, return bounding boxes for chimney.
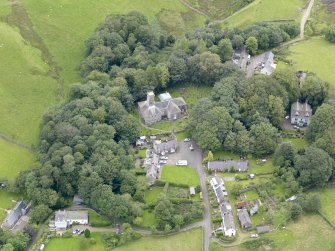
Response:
[147,91,155,106]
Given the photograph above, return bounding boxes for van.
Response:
[176,160,188,166]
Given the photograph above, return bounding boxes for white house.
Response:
[54,210,88,230]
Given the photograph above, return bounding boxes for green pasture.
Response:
[0,22,57,145]
[313,186,335,224]
[168,84,212,106]
[283,137,307,149]
[224,0,305,28]
[0,138,34,181]
[0,0,11,16]
[114,227,202,251]
[161,165,200,186]
[287,37,335,91]
[22,0,205,90]
[44,233,105,251]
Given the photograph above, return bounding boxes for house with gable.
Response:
[138,91,187,125]
[290,101,312,126]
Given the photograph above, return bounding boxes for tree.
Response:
[232,35,244,49]
[218,38,233,62]
[315,127,335,158]
[306,104,335,142]
[272,69,300,105]
[290,203,302,220]
[273,142,296,167]
[294,147,334,188]
[30,204,52,224]
[299,193,322,212]
[245,36,258,55]
[250,121,278,156]
[325,25,335,43]
[300,75,328,109]
[84,229,91,238]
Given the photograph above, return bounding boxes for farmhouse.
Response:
[219,202,236,237]
[290,101,312,126]
[208,161,249,172]
[259,51,277,75]
[237,208,252,229]
[1,201,29,230]
[249,203,259,216]
[154,140,178,154]
[53,210,88,230]
[138,91,187,125]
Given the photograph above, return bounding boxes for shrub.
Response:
[84,229,91,238]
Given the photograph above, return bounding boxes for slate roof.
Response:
[220,202,235,231]
[256,225,270,234]
[2,201,28,229]
[237,208,252,229]
[208,161,249,172]
[260,51,276,75]
[291,102,312,118]
[66,211,88,221]
[158,92,172,101]
[250,203,259,216]
[154,140,177,153]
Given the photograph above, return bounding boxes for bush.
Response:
[84,229,91,238]
[325,25,335,43]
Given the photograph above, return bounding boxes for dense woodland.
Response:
[11,12,334,233]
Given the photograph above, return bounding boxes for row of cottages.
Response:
[1,201,29,230]
[208,160,249,172]
[210,176,236,237]
[138,91,187,125]
[154,140,178,155]
[49,210,88,231]
[143,152,159,185]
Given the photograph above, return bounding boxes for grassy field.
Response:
[0,21,58,145]
[44,233,105,251]
[0,0,11,16]
[141,210,157,228]
[161,165,200,186]
[168,84,212,107]
[222,215,335,251]
[0,190,21,221]
[114,227,202,251]
[287,37,335,91]
[0,138,34,181]
[224,0,305,28]
[22,0,204,90]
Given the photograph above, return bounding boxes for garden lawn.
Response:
[141,210,157,228]
[313,186,335,224]
[224,0,305,28]
[88,210,111,227]
[176,131,191,141]
[0,22,58,145]
[0,138,34,181]
[287,37,335,99]
[161,165,200,186]
[168,84,212,106]
[138,149,147,159]
[144,187,163,204]
[283,137,307,149]
[114,227,202,251]
[44,233,105,251]
[22,0,205,91]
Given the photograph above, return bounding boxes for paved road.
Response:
[190,141,211,251]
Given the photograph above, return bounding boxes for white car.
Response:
[160,156,168,160]
[159,160,167,164]
[184,138,191,142]
[189,144,194,151]
[250,234,259,238]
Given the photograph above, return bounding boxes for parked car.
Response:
[160,156,168,160]
[285,115,290,120]
[159,160,167,164]
[176,160,188,166]
[184,138,191,142]
[189,144,194,151]
[250,234,259,238]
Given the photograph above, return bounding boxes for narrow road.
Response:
[300,0,315,39]
[178,0,208,17]
[191,141,211,251]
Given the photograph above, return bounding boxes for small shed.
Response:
[256,225,270,234]
[236,201,247,209]
[190,187,196,197]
